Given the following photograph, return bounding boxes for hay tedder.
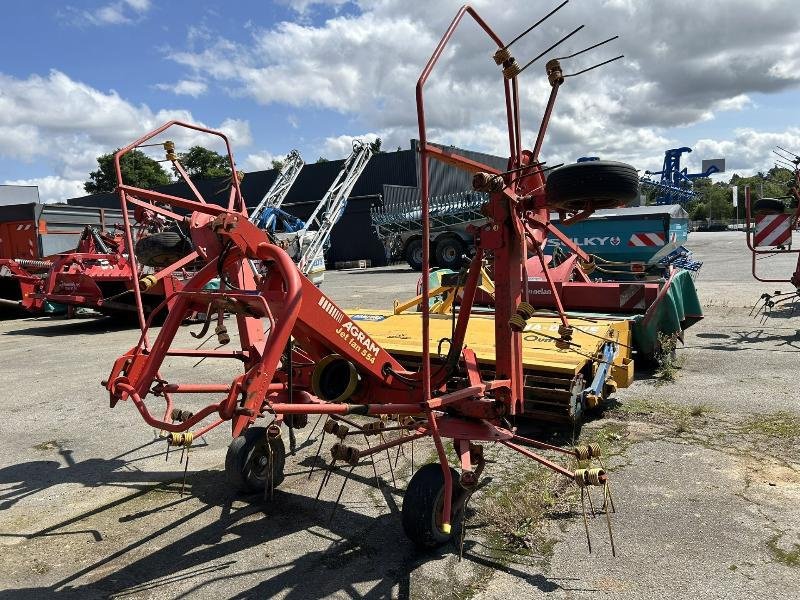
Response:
[105,4,629,549]
[1,211,194,319]
[746,148,800,318]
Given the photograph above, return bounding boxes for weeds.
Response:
[608,398,711,438]
[690,403,709,417]
[767,533,800,567]
[480,461,570,554]
[739,413,800,440]
[654,332,682,383]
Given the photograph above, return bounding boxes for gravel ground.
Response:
[0,231,797,599]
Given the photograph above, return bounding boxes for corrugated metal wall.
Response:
[413,140,508,197]
[38,205,127,256]
[0,203,128,259]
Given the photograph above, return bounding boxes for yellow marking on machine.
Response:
[346,309,633,388]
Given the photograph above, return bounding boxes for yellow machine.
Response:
[347,289,633,423]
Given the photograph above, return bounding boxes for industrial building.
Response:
[62,141,505,267]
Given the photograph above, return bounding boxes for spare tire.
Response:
[753,198,785,215]
[135,231,192,267]
[546,161,639,211]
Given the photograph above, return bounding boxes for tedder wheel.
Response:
[405,238,424,271]
[434,236,465,270]
[752,198,786,215]
[135,231,193,268]
[402,463,461,548]
[546,161,639,211]
[225,426,286,494]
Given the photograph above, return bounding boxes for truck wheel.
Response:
[135,231,192,268]
[546,161,639,211]
[405,238,424,271]
[434,237,465,270]
[753,199,785,215]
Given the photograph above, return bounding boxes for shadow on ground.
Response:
[688,326,800,353]
[0,436,566,599]
[1,316,137,337]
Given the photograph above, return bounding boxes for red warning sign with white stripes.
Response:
[628,232,666,247]
[754,214,792,247]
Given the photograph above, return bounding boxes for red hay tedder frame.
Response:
[104,4,622,549]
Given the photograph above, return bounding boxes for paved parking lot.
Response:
[0,231,798,599]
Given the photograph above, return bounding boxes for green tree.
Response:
[270,159,285,172]
[369,138,383,153]
[316,156,329,163]
[176,146,231,179]
[84,149,171,194]
[642,185,658,206]
[705,185,734,220]
[688,201,707,220]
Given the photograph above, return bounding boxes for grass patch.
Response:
[581,421,631,458]
[673,416,692,436]
[740,413,800,440]
[611,397,684,421]
[607,398,714,439]
[690,403,710,417]
[767,533,800,567]
[479,460,569,555]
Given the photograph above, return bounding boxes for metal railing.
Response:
[371,189,488,237]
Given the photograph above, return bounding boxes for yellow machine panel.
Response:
[346,309,633,422]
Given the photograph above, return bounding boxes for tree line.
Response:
[642,166,797,221]
[84,138,386,195]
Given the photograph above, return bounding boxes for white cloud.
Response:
[168,0,800,173]
[125,0,151,10]
[242,151,285,172]
[693,128,800,175]
[3,176,85,204]
[278,0,354,15]
[64,0,152,26]
[155,79,208,97]
[0,70,252,201]
[711,95,754,113]
[321,132,381,158]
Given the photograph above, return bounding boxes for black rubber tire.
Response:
[225,426,286,494]
[405,238,424,271]
[753,198,786,215]
[402,463,460,548]
[546,161,639,211]
[434,236,465,270]
[135,231,192,268]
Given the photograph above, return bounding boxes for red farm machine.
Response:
[746,147,800,318]
[104,4,634,550]
[0,200,195,319]
[0,205,127,314]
